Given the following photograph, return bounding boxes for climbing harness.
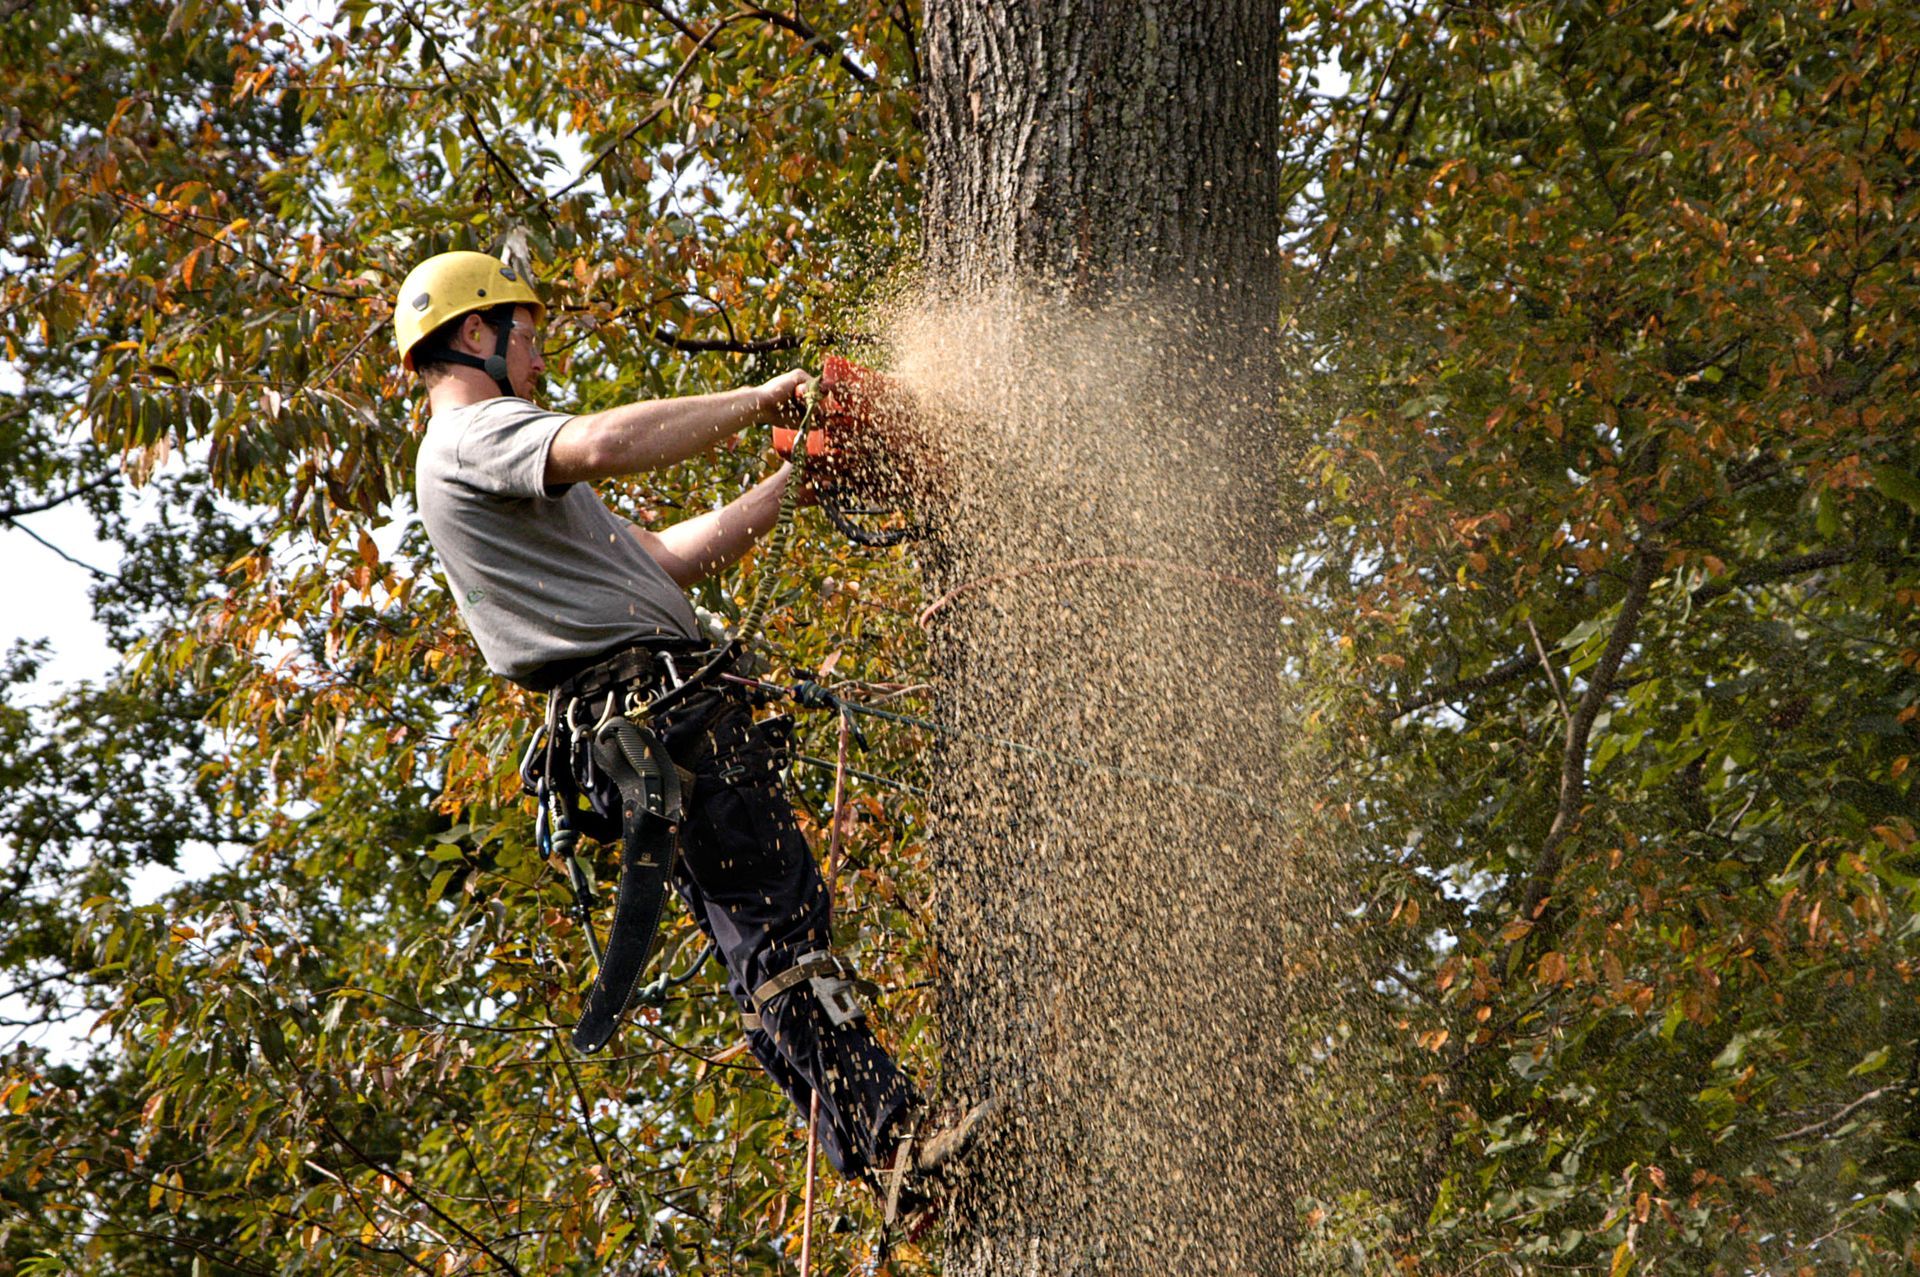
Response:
[744,951,879,1033]
[522,646,715,1054]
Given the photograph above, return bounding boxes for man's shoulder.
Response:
[427,395,554,432]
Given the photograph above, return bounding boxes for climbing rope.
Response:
[723,672,1286,818]
[736,381,817,643]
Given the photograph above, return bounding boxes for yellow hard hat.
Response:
[393,250,544,370]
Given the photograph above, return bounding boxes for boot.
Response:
[876,1096,1000,1238]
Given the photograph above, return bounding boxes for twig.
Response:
[108,193,368,301]
[400,6,545,207]
[318,1114,528,1277]
[1526,616,1571,727]
[642,324,802,355]
[1689,543,1895,606]
[1387,650,1541,720]
[1775,1084,1898,1142]
[553,1033,646,1220]
[739,5,875,86]
[554,14,749,200]
[2,517,117,580]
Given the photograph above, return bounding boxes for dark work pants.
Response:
[616,690,918,1178]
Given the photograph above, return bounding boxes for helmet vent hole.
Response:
[477,288,487,297]
[412,292,432,310]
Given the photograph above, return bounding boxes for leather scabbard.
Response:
[574,718,684,1054]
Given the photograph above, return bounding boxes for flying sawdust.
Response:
[864,288,1399,1275]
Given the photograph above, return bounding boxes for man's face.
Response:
[461,304,546,399]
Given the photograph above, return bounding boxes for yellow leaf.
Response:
[1499,918,1534,942]
[1610,1241,1634,1277]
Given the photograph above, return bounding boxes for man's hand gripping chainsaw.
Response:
[772,354,926,547]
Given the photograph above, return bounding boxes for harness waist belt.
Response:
[551,640,722,706]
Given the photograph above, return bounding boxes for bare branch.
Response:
[644,326,803,354]
[0,472,118,521]
[738,5,876,86]
[1387,650,1541,720]
[1,516,117,581]
[318,1114,528,1277]
[1514,545,1663,926]
[554,11,749,200]
[108,193,367,302]
[399,6,544,207]
[1526,616,1571,727]
[1775,1084,1900,1142]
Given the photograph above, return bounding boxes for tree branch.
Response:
[0,472,118,521]
[555,10,749,200]
[1774,1084,1900,1142]
[400,6,544,207]
[0,516,117,581]
[1387,650,1541,720]
[1690,543,1899,606]
[738,5,875,86]
[641,324,803,354]
[108,193,367,301]
[1515,544,1663,926]
[318,1114,527,1277]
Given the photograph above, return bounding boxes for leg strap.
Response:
[748,950,880,1028]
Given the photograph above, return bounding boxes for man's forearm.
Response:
[547,387,765,486]
[635,466,793,588]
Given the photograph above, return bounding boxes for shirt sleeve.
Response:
[452,398,576,500]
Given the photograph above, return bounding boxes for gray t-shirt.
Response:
[416,396,699,684]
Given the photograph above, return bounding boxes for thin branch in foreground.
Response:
[0,472,119,521]
[1,516,118,581]
[317,1114,528,1277]
[1387,650,1541,720]
[1775,1084,1900,1142]
[1513,544,1663,928]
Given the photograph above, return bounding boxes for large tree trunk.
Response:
[908,7,1326,1275]
[922,1,1280,306]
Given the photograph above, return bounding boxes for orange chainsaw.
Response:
[772,354,924,547]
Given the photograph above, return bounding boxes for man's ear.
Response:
[457,311,490,354]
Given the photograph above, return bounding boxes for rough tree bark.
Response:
[922,1,1280,307]
[914,6,1307,1276]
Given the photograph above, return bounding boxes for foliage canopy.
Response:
[1,0,1916,1273]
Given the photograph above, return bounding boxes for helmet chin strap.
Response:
[422,305,518,398]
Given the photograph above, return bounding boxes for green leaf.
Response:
[1871,465,1920,512]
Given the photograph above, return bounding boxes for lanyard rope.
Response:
[724,673,1286,818]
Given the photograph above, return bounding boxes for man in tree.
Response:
[394,250,983,1227]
